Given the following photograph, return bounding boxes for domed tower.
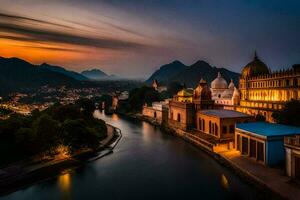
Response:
[239,52,270,100]
[194,78,214,110]
[211,72,228,100]
[241,52,270,78]
[152,79,158,90]
[228,79,235,90]
[232,87,240,105]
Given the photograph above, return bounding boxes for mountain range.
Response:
[0,56,241,95]
[0,57,127,95]
[146,60,240,87]
[0,57,81,95]
[40,63,88,81]
[81,69,119,81]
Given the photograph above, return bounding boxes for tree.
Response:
[75,98,96,117]
[255,113,266,122]
[167,81,184,97]
[128,86,161,111]
[32,114,61,153]
[272,100,300,126]
[98,94,113,111]
[61,119,99,152]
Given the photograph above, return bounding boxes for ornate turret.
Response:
[194,78,214,110]
[228,79,235,90]
[152,79,158,90]
[194,78,212,101]
[232,87,240,105]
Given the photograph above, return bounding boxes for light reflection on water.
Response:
[57,172,72,200]
[221,174,229,190]
[111,113,119,121]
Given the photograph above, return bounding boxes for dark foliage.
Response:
[126,86,162,112]
[272,100,300,127]
[255,113,266,122]
[0,98,107,165]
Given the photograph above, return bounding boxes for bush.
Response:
[272,99,300,126]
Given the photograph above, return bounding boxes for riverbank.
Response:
[0,123,122,196]
[124,112,290,199]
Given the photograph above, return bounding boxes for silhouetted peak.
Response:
[192,60,210,66]
[171,60,184,65]
[41,63,50,66]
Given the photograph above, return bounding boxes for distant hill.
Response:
[0,57,80,95]
[81,69,120,80]
[146,60,240,87]
[146,60,186,84]
[40,63,88,81]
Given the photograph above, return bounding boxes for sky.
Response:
[0,0,299,78]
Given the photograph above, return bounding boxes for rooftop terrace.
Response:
[199,109,251,118]
[236,122,300,137]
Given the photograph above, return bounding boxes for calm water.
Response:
[1,111,265,200]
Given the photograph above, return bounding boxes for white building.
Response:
[211,72,240,106]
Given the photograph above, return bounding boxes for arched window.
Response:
[202,119,205,131]
[222,126,227,134]
[229,125,234,133]
[154,112,157,118]
[294,78,298,87]
[214,124,218,136]
[177,113,181,122]
[209,121,212,134]
[199,118,202,130]
[286,79,290,87]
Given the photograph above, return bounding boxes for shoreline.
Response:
[123,112,283,199]
[0,123,122,196]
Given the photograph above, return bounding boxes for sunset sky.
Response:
[0,0,299,78]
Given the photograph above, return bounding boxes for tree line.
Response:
[0,98,107,165]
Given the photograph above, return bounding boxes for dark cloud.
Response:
[0,11,151,50]
[0,23,150,50]
[0,12,74,29]
[15,44,87,53]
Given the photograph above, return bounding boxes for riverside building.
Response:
[233,52,300,122]
[235,122,300,166]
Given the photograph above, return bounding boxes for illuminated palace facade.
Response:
[233,53,300,122]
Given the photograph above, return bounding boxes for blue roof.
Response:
[236,122,300,137]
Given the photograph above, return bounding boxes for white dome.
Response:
[211,72,228,89]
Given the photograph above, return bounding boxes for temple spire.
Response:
[254,50,258,60]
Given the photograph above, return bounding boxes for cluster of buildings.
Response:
[0,86,104,117]
[143,53,300,180]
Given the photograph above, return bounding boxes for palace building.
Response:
[231,52,300,122]
[168,79,214,130]
[168,79,253,150]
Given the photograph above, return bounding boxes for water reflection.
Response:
[57,171,72,200]
[1,112,268,200]
[221,174,229,190]
[111,113,119,121]
[142,122,153,143]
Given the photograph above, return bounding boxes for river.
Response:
[1,111,269,200]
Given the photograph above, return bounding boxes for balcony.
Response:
[284,135,300,148]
